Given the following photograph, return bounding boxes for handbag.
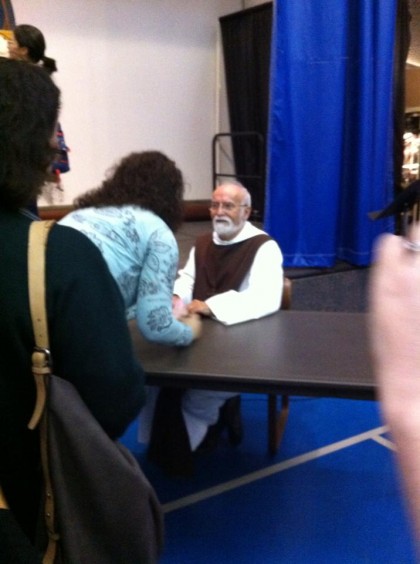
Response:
[27,220,164,564]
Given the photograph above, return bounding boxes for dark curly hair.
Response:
[14,24,57,75]
[74,151,185,232]
[0,59,60,210]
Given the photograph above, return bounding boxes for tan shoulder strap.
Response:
[27,219,60,563]
[28,220,54,349]
[27,220,55,431]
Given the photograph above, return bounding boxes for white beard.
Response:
[213,217,240,239]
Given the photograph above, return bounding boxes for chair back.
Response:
[281,277,292,311]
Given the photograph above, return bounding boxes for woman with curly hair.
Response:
[60,151,202,347]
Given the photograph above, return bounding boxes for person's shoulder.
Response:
[50,221,92,242]
[49,222,104,260]
[247,223,276,240]
[130,206,167,227]
[247,222,267,236]
[62,206,135,223]
[196,231,212,244]
[194,231,212,253]
[122,206,165,232]
[133,208,178,245]
[46,223,119,288]
[247,224,282,252]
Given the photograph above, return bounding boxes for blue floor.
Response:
[120,395,417,563]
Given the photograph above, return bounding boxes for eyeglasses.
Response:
[209,202,249,212]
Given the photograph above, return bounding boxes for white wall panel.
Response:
[12,0,241,204]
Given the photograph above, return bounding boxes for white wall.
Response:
[244,0,269,6]
[12,0,242,205]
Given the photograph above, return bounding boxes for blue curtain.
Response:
[265,0,396,267]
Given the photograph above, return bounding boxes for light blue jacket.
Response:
[60,205,193,346]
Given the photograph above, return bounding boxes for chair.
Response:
[267,276,292,455]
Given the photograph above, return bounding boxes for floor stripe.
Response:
[372,434,396,451]
[163,425,389,514]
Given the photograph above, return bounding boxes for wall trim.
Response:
[39,200,211,222]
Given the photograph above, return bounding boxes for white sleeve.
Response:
[205,240,284,325]
[173,246,196,304]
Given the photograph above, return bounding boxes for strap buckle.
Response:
[34,346,52,367]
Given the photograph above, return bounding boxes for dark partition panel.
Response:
[219,3,272,219]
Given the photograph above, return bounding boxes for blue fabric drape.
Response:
[265,0,396,267]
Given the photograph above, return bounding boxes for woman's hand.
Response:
[370,221,420,543]
[179,312,202,340]
[370,222,420,417]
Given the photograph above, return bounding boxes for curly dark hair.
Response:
[0,59,60,210]
[74,151,185,232]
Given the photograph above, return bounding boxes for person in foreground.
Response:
[370,220,420,550]
[60,151,202,346]
[0,59,145,553]
[146,182,283,475]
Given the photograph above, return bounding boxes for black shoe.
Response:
[196,396,243,453]
[220,396,243,446]
[195,419,224,454]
